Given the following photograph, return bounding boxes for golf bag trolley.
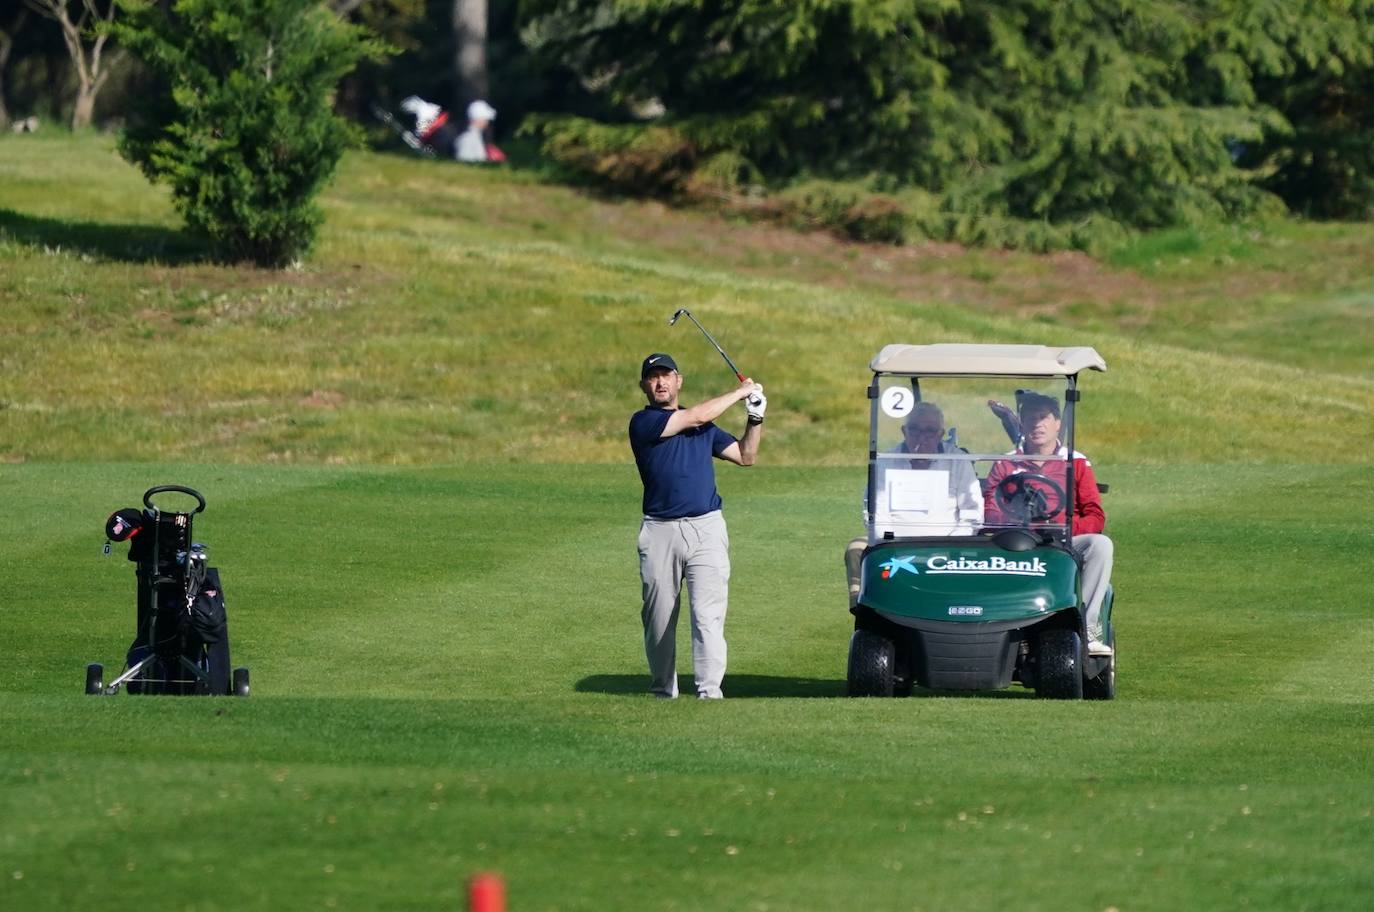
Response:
[86,485,249,697]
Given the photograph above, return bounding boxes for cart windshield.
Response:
[865,374,1082,541]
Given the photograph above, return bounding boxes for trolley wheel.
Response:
[85,663,104,695]
[232,666,250,697]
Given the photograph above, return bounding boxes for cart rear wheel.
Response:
[232,666,250,698]
[847,629,896,697]
[893,651,914,697]
[1035,629,1083,700]
[1085,636,1116,701]
[85,663,104,695]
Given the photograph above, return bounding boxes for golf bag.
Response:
[87,485,248,697]
[372,97,460,158]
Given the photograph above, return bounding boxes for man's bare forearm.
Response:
[736,419,763,465]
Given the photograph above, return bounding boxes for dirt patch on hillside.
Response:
[576,197,1161,317]
[301,389,346,409]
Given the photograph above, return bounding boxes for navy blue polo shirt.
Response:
[629,406,737,518]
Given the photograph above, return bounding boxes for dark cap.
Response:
[1017,392,1061,419]
[640,353,679,378]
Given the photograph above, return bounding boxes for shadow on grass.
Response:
[577,673,1039,700]
[577,673,847,699]
[912,687,1037,700]
[0,207,209,265]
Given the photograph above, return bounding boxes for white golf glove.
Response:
[745,389,767,421]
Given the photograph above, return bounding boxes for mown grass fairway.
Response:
[3,133,1374,911]
[5,463,1374,911]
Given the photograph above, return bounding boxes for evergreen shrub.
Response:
[523,115,698,196]
[114,0,382,267]
[772,181,907,244]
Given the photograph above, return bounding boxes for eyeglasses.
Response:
[904,425,943,436]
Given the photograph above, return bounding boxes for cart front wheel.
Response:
[1035,629,1083,700]
[847,629,896,697]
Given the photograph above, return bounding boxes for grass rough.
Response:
[3,132,1374,465]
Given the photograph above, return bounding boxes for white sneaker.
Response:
[1088,640,1114,657]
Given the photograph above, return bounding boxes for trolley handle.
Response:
[143,485,206,514]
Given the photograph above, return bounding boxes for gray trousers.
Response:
[844,533,1113,639]
[638,511,730,698]
[1073,533,1114,640]
[844,536,867,609]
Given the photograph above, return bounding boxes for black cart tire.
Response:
[232,666,250,698]
[85,663,104,695]
[1035,629,1084,700]
[1085,636,1116,701]
[847,629,896,697]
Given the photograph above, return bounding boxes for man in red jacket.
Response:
[984,392,1114,656]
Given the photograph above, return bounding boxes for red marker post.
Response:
[468,873,506,912]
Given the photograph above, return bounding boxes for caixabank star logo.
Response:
[879,555,919,579]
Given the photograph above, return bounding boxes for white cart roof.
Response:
[870,343,1106,377]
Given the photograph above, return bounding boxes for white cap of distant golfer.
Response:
[467,100,496,125]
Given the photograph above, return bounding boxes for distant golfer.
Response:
[629,353,766,699]
[457,99,504,163]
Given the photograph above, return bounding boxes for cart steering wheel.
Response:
[143,485,206,514]
[993,473,1065,525]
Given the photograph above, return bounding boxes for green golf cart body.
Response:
[848,343,1115,699]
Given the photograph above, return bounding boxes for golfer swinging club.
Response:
[629,353,766,699]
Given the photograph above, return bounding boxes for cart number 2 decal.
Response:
[880,387,914,419]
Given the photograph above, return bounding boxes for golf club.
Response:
[668,308,745,382]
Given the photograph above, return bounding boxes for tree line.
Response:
[5,0,1372,265]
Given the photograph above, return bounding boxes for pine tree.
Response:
[1194,0,1374,219]
[520,0,1371,246]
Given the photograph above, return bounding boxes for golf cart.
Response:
[847,344,1115,699]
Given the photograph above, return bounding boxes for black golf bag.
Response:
[87,485,249,697]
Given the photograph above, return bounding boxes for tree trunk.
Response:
[22,0,117,130]
[68,53,111,129]
[451,0,488,108]
[0,57,11,131]
[72,80,96,129]
[0,8,29,130]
